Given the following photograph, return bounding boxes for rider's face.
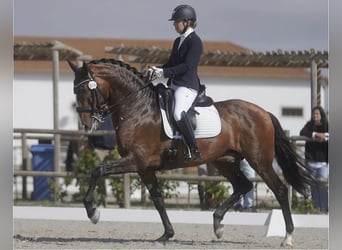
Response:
[173,20,186,34]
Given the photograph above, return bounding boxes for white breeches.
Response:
[170,83,198,121]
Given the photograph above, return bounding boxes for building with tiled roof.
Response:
[13,36,328,136]
[14,36,311,79]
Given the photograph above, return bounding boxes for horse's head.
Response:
[68,60,111,132]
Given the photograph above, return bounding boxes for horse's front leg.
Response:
[83,156,138,224]
[83,166,102,224]
[139,170,174,242]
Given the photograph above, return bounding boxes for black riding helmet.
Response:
[169,5,197,22]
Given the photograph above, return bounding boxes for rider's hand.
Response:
[148,66,164,81]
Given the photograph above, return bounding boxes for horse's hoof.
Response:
[280,241,294,248]
[280,233,294,248]
[153,241,166,247]
[214,224,224,239]
[156,231,174,242]
[90,208,100,224]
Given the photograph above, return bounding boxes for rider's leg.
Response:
[176,111,201,160]
[172,86,200,161]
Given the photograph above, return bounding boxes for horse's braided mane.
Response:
[89,58,149,83]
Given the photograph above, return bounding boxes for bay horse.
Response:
[68,59,314,247]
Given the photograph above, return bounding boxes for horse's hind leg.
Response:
[211,160,254,239]
[139,170,174,242]
[256,164,294,247]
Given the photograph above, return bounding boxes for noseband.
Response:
[74,68,111,123]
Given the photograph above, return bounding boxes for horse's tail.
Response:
[269,112,315,195]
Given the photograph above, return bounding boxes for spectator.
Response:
[88,116,116,161]
[65,116,116,170]
[234,159,256,212]
[300,106,329,213]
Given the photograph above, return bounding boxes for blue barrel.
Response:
[30,144,54,201]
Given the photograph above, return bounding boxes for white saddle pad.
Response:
[161,105,221,139]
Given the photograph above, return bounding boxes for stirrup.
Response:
[184,148,201,161]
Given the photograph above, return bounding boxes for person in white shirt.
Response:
[150,5,203,161]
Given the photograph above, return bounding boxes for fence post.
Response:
[141,185,146,204]
[288,184,292,210]
[311,60,318,109]
[52,49,61,203]
[123,173,131,208]
[21,133,28,199]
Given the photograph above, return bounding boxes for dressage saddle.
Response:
[156,83,214,131]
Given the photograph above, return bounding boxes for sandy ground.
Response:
[14,219,328,249]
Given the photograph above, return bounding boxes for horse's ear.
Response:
[67,59,78,72]
[82,61,87,69]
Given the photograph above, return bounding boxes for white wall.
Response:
[202,76,313,136]
[14,73,78,130]
[13,73,323,137]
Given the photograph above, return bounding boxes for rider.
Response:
[150,4,202,161]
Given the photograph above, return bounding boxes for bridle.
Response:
[74,62,154,126]
[73,67,112,123]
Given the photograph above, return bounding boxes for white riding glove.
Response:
[148,66,164,82]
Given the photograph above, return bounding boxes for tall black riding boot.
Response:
[176,111,201,161]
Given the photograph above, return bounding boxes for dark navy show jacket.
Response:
[162,31,203,91]
[300,122,328,162]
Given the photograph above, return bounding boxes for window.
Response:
[281,107,303,117]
